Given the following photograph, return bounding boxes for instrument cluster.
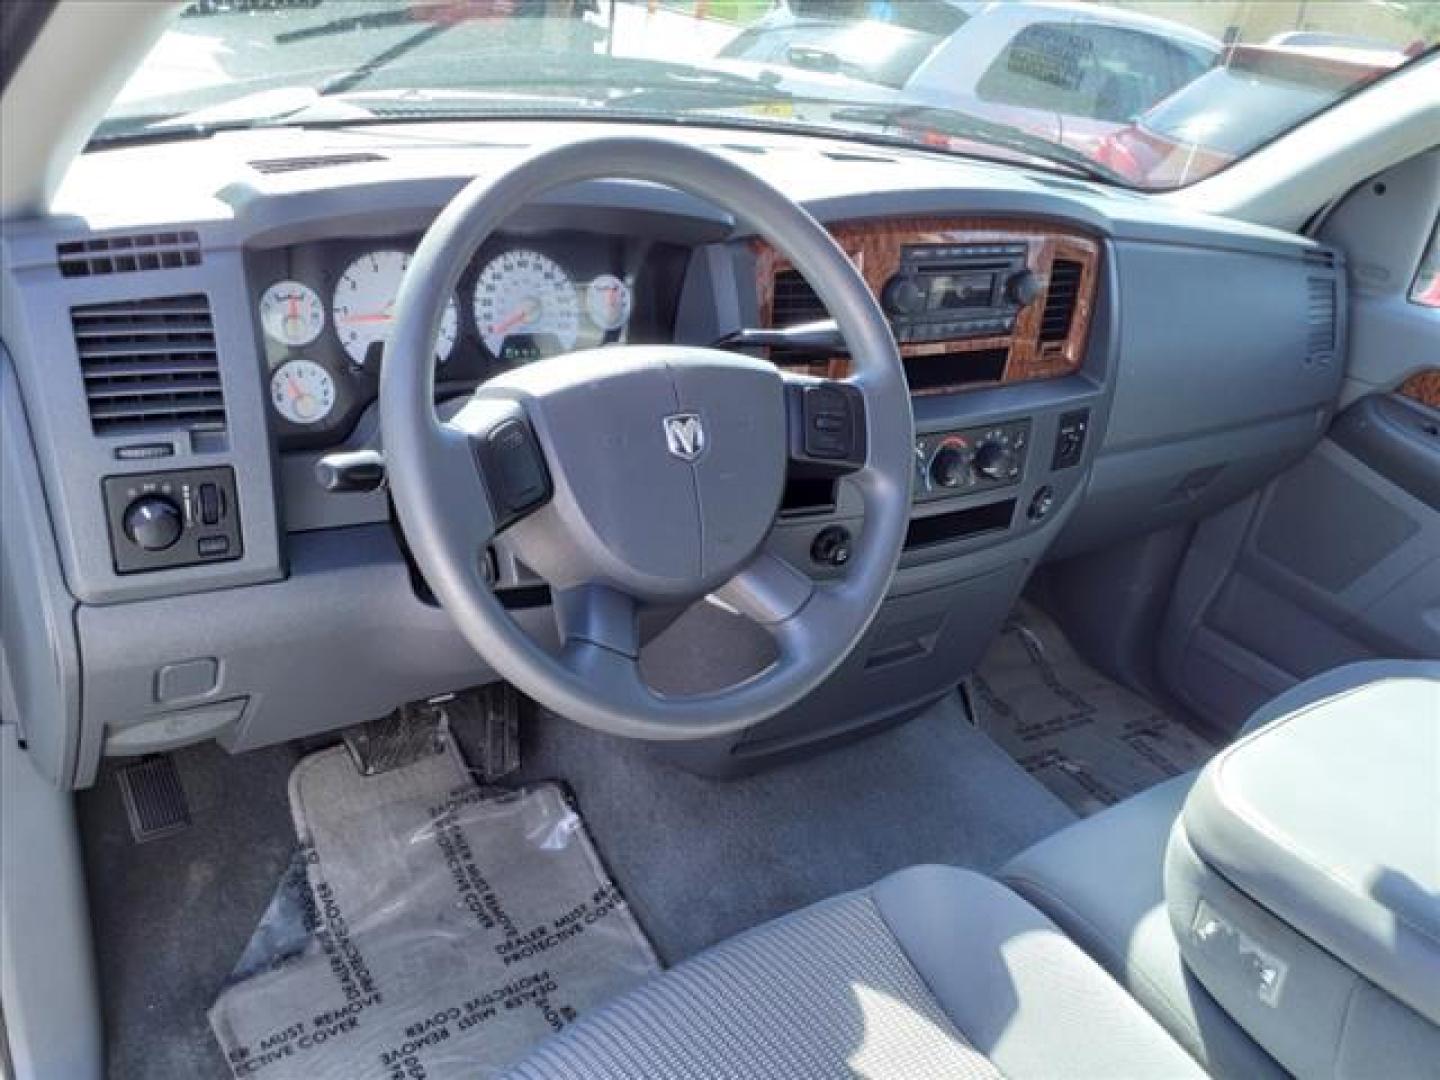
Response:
[252,231,671,448]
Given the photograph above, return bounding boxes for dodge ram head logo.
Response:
[663,413,706,461]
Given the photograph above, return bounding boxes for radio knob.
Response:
[973,439,1017,482]
[1006,269,1042,307]
[882,275,925,316]
[123,494,184,551]
[929,443,970,488]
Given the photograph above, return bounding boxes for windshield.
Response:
[98,0,1437,191]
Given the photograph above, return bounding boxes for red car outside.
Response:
[1093,44,1403,188]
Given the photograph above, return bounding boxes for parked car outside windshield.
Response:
[97,0,1437,191]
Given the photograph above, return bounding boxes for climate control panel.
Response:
[913,420,1030,503]
[102,466,242,573]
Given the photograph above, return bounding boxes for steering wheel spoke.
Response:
[714,551,815,625]
[553,582,640,658]
[782,373,867,477]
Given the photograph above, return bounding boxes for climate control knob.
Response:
[123,494,184,552]
[973,439,1018,482]
[929,442,970,489]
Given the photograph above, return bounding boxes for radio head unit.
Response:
[881,243,1039,343]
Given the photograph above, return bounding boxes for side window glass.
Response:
[1411,219,1440,309]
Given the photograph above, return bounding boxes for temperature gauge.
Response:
[259,281,324,347]
[269,359,336,426]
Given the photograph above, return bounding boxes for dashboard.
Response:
[247,231,689,448]
[0,120,1346,788]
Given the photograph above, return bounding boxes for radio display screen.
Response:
[925,271,995,311]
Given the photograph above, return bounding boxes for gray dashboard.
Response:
[0,121,1344,787]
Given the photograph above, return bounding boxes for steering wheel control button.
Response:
[790,381,866,473]
[103,466,243,573]
[476,416,551,533]
[810,525,852,568]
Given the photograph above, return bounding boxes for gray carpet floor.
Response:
[80,604,1075,1078]
[482,692,1076,964]
[79,740,302,1080]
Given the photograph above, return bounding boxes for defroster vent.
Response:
[57,231,201,277]
[71,295,227,436]
[1039,258,1082,343]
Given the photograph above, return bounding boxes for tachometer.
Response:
[269,359,336,425]
[332,250,458,368]
[259,280,325,347]
[473,249,579,363]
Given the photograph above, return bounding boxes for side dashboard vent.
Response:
[1306,275,1337,366]
[71,295,226,436]
[1039,258,1082,343]
[250,152,387,174]
[57,231,202,278]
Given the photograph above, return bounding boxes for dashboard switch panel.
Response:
[1053,409,1090,470]
[914,420,1030,503]
[103,467,242,573]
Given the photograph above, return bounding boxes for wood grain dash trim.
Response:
[752,216,1101,395]
[1398,370,1440,410]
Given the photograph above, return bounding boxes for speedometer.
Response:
[473,249,579,363]
[332,250,458,368]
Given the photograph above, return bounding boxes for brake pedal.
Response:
[117,755,191,843]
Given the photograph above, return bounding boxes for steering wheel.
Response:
[382,137,912,740]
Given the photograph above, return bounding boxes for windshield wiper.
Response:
[830,103,1134,187]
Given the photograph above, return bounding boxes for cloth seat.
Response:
[503,866,1203,1079]
[999,660,1437,1078]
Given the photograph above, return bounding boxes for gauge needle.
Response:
[489,299,539,336]
[338,312,393,324]
[286,376,302,401]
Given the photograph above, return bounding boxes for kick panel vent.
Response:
[71,295,226,436]
[1039,259,1082,343]
[250,152,387,174]
[57,231,201,278]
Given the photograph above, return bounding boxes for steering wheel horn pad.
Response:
[382,136,913,740]
[470,345,788,602]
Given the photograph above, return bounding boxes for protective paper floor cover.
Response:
[209,740,658,1079]
[968,603,1214,816]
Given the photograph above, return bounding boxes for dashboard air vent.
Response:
[250,152,387,174]
[1306,276,1337,366]
[768,268,830,365]
[71,295,226,436]
[57,231,201,278]
[1039,258,1082,343]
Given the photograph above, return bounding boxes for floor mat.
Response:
[209,739,658,1080]
[967,602,1215,816]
